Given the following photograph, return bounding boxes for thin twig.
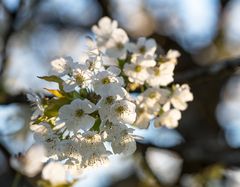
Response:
[175,58,240,83]
[11,173,21,187]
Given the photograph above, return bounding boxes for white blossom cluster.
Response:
[29,59,137,174]
[92,17,193,129]
[11,17,193,186]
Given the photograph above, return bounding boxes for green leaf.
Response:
[33,116,47,124]
[79,88,88,98]
[118,59,126,69]
[90,117,101,132]
[38,75,64,91]
[37,179,74,187]
[44,97,71,117]
[44,89,64,98]
[71,91,82,99]
[38,75,63,83]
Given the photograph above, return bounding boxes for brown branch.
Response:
[175,57,240,83]
[137,137,240,174]
[0,0,25,75]
[0,93,27,104]
[97,0,111,17]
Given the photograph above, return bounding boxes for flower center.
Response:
[134,65,142,72]
[116,42,124,49]
[102,77,111,84]
[85,135,101,143]
[115,105,126,115]
[105,96,114,104]
[137,107,145,114]
[87,60,96,71]
[148,91,157,99]
[75,74,85,85]
[75,109,84,118]
[154,67,160,76]
[158,56,169,63]
[139,46,146,54]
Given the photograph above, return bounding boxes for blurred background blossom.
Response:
[1,0,240,187]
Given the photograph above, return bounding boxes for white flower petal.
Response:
[107,66,121,76]
[50,57,74,76]
[63,79,77,92]
[112,134,136,156]
[10,144,46,177]
[155,109,182,128]
[79,115,96,131]
[42,162,68,185]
